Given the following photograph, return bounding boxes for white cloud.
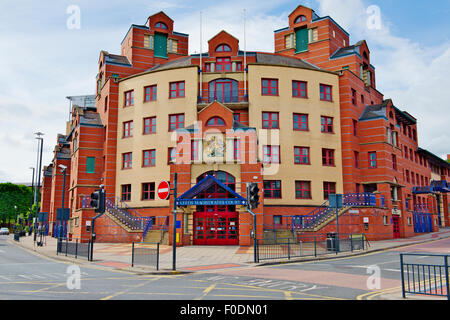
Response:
[317,0,450,159]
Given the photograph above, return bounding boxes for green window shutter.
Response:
[86,157,95,173]
[154,33,167,58]
[295,28,308,53]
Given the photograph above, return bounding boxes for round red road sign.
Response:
[157,181,170,200]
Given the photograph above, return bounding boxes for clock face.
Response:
[204,134,224,158]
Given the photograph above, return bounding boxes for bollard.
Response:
[131,242,135,267]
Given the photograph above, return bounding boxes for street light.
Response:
[14,206,17,233]
[58,164,67,240]
[29,167,35,230]
[34,132,44,245]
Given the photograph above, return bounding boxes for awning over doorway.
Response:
[176,175,247,206]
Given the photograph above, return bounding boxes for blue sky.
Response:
[0,0,449,183]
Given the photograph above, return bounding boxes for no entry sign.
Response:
[157,181,170,200]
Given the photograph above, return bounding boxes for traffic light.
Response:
[247,183,260,210]
[90,189,105,214]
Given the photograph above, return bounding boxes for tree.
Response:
[0,183,33,227]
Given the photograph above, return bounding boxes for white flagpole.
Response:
[243,9,247,97]
[199,11,203,100]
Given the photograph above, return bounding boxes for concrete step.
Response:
[143,230,163,244]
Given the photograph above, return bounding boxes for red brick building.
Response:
[39,5,449,245]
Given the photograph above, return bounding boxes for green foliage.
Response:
[0,183,33,223]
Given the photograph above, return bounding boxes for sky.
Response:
[0,0,449,183]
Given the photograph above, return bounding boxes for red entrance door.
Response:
[193,171,239,246]
[393,216,400,239]
[194,212,239,245]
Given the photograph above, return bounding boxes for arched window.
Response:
[294,15,307,24]
[209,79,238,103]
[196,171,236,212]
[363,52,369,60]
[216,44,231,52]
[155,22,168,29]
[206,117,225,126]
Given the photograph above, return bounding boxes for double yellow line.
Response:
[358,275,446,300]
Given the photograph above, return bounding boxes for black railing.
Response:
[131,242,159,270]
[57,238,91,260]
[198,90,248,104]
[255,234,366,263]
[400,253,449,300]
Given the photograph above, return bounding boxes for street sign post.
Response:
[157,181,170,200]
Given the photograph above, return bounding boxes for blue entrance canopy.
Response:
[176,175,247,207]
[412,180,450,194]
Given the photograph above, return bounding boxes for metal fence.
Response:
[255,234,366,263]
[400,253,449,300]
[57,238,92,260]
[131,242,160,270]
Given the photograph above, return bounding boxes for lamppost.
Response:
[58,164,67,240]
[29,167,35,231]
[34,132,44,244]
[13,205,18,235]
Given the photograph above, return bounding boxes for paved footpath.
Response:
[10,228,450,274]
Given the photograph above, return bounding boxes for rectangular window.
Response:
[392,154,397,171]
[86,157,95,173]
[121,184,131,202]
[216,57,232,72]
[351,88,357,105]
[122,152,132,169]
[261,79,278,96]
[168,38,178,53]
[123,121,133,138]
[263,180,281,199]
[406,170,410,183]
[262,112,279,129]
[292,81,307,98]
[263,145,280,164]
[322,149,335,166]
[321,116,333,133]
[323,182,336,200]
[295,181,311,199]
[233,139,240,161]
[169,114,185,131]
[143,150,156,167]
[144,34,154,49]
[233,113,240,122]
[168,147,176,163]
[294,147,310,165]
[293,113,308,131]
[353,119,358,136]
[273,215,282,226]
[191,140,199,161]
[369,152,377,168]
[354,151,359,168]
[144,85,157,102]
[320,84,332,101]
[124,90,134,107]
[285,34,294,49]
[309,28,318,43]
[169,81,185,99]
[143,117,156,134]
[142,182,155,201]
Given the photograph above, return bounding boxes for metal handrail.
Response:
[198,89,248,104]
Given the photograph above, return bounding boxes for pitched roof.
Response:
[359,100,390,121]
[254,52,322,71]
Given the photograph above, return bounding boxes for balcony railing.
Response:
[198,90,248,104]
